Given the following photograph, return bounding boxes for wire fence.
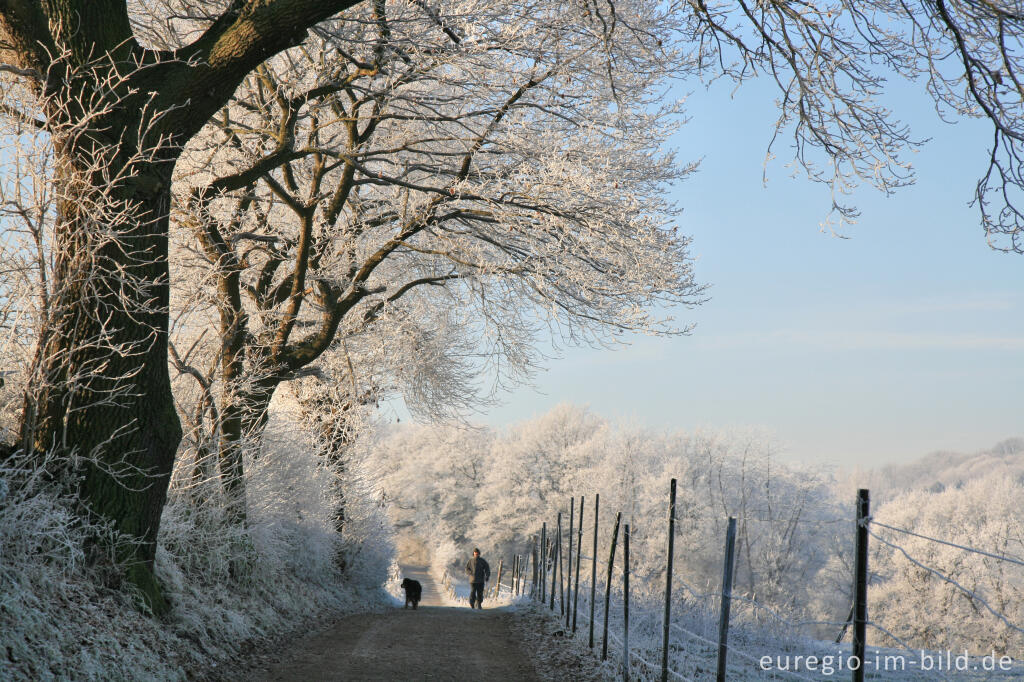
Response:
[500,485,1024,680]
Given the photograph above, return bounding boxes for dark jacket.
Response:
[465,556,491,584]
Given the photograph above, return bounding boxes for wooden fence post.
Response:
[551,537,557,602]
[590,493,600,648]
[559,520,566,615]
[835,604,854,644]
[551,513,560,610]
[566,497,574,627]
[540,522,547,603]
[853,489,870,682]
[573,495,584,633]
[526,546,530,598]
[623,522,631,682]
[532,540,538,599]
[662,478,676,682]
[716,517,737,682]
[494,558,503,598]
[602,511,621,661]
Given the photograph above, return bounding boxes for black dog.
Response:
[401,578,422,609]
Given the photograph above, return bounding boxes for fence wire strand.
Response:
[867,528,1024,639]
[668,621,823,682]
[864,621,956,682]
[869,518,1024,568]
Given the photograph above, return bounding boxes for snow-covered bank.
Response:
[1,405,397,681]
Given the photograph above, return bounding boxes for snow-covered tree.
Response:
[471,404,607,556]
[167,1,706,524]
[871,474,1024,654]
[374,421,492,548]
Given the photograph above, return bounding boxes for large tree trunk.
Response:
[21,101,184,610]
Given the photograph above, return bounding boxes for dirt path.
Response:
[251,566,542,682]
[398,564,450,607]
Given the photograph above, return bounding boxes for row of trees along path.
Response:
[250,564,542,681]
[3,0,1024,618]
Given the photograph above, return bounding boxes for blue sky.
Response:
[464,77,1024,468]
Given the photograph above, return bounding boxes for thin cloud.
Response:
[870,294,1021,316]
[698,330,1024,352]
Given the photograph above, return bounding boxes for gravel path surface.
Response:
[250,565,543,681]
[399,564,449,607]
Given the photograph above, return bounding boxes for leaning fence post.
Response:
[623,522,631,682]
[835,603,854,644]
[494,558,503,598]
[853,489,870,682]
[566,497,574,627]
[590,494,600,648]
[662,478,677,682]
[602,511,621,661]
[716,517,737,682]
[573,495,584,632]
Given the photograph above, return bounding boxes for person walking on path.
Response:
[465,548,491,609]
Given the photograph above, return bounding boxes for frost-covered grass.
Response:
[0,408,397,681]
[521,573,1024,681]
[0,451,195,681]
